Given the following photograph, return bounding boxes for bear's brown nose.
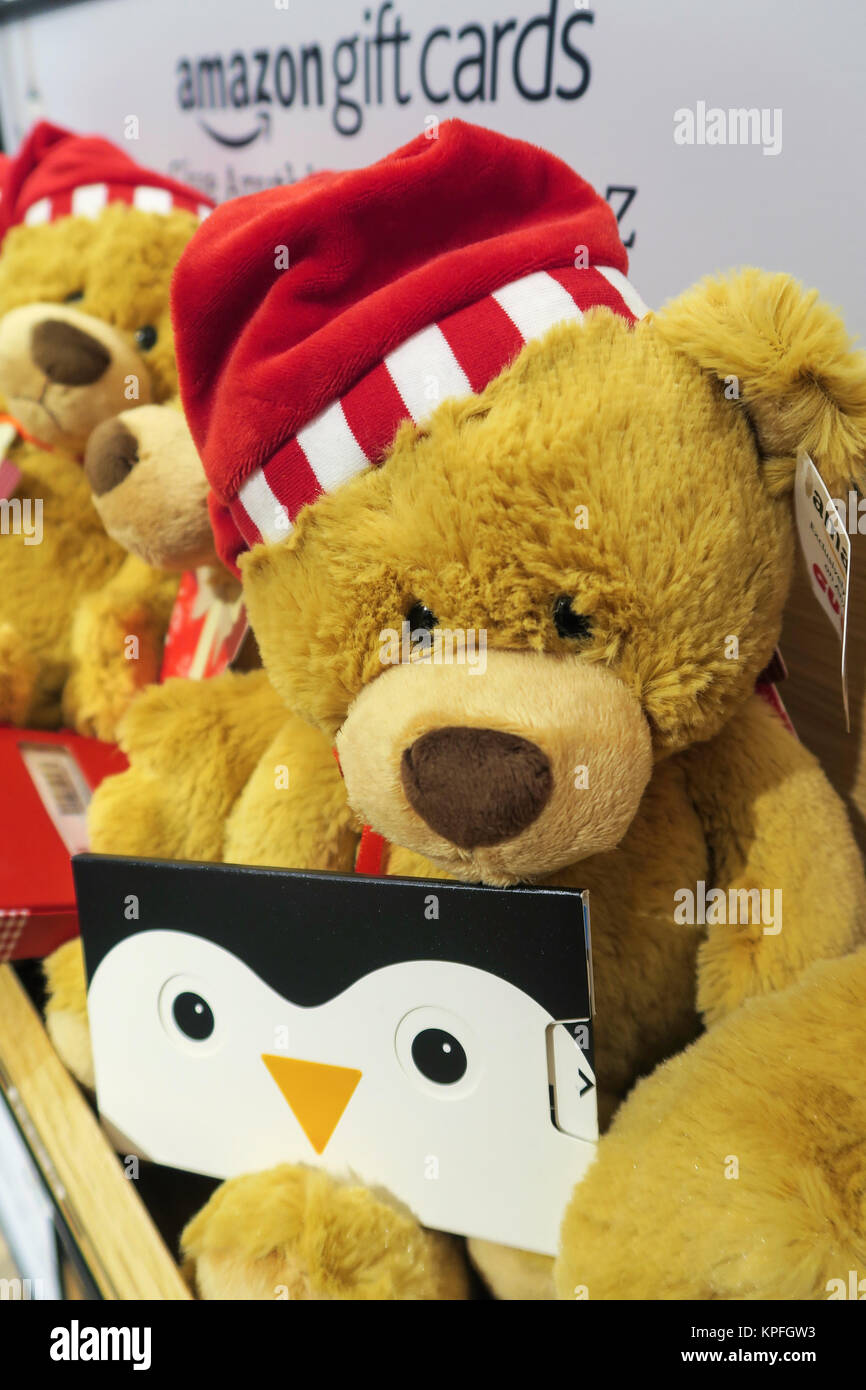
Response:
[30,318,111,386]
[85,417,139,495]
[400,727,552,849]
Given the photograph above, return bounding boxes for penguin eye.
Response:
[395,1007,478,1097]
[171,990,214,1041]
[135,324,158,351]
[406,601,438,632]
[158,973,222,1053]
[64,289,84,303]
[553,595,592,641]
[411,1028,467,1085]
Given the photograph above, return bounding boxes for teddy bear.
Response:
[45,121,866,1300]
[82,398,261,682]
[0,121,213,736]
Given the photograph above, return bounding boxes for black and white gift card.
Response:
[73,855,597,1256]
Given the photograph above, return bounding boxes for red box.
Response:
[0,726,127,961]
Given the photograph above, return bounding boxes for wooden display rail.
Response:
[0,964,191,1300]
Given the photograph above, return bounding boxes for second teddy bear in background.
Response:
[0,122,212,736]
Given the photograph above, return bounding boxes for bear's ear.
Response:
[654,269,866,496]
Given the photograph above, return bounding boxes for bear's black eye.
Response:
[406,601,438,632]
[64,289,84,303]
[411,1028,467,1085]
[553,595,592,641]
[135,324,158,351]
[172,990,214,1041]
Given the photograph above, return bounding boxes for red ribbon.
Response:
[332,745,389,876]
[0,411,82,462]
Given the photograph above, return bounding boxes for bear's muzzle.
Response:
[336,649,653,885]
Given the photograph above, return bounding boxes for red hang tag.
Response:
[160,569,249,682]
[0,418,21,498]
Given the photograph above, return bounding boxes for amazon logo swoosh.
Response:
[200,110,271,147]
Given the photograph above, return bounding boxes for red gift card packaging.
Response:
[0,571,246,964]
[0,726,127,961]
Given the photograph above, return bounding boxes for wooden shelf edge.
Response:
[0,964,191,1300]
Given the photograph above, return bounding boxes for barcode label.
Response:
[18,743,92,856]
[38,759,86,815]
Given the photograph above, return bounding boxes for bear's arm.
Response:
[88,668,288,862]
[223,711,360,872]
[678,692,866,1023]
[62,553,179,741]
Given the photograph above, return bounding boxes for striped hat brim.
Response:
[0,122,215,243]
[22,180,211,225]
[232,263,648,551]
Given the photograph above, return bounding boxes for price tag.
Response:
[17,743,92,857]
[0,457,21,501]
[793,452,852,730]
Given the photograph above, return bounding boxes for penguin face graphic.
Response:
[76,857,596,1255]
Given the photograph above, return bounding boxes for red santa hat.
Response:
[171,120,647,573]
[0,121,212,243]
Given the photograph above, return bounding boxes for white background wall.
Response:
[0,0,863,331]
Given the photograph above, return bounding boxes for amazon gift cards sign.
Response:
[1,1,863,333]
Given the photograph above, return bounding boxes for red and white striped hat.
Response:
[0,121,212,241]
[172,121,646,572]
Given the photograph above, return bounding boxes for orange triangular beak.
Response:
[262,1054,361,1154]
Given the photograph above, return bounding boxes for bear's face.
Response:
[0,204,197,450]
[243,307,798,884]
[83,402,216,571]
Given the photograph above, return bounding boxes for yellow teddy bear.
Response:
[47,123,866,1300]
[0,122,212,736]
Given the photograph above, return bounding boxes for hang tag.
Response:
[0,458,20,500]
[0,419,18,461]
[0,419,22,499]
[793,452,852,730]
[160,569,249,682]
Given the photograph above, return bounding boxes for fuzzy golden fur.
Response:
[183,1166,470,1301]
[46,269,866,1300]
[0,204,192,406]
[245,308,797,754]
[0,205,199,734]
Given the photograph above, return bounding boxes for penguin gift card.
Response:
[73,855,597,1256]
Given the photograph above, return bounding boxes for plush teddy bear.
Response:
[46,122,866,1300]
[0,122,212,736]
